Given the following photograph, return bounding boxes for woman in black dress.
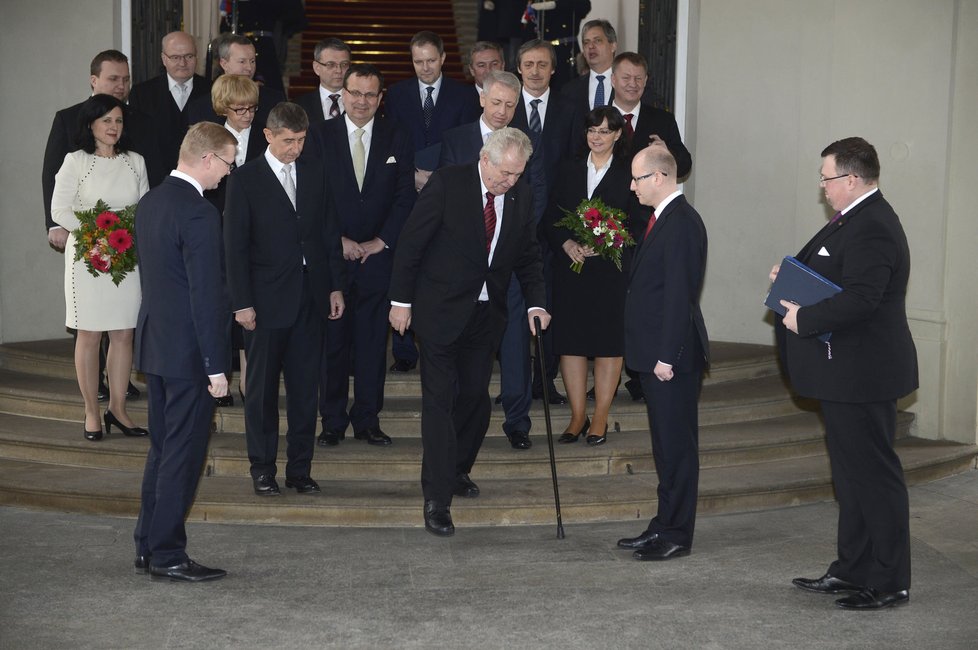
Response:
[543,107,640,445]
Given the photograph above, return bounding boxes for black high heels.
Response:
[104,410,149,437]
[558,416,590,444]
[586,423,608,446]
[84,426,103,442]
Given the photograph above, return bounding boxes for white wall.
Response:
[0,0,120,343]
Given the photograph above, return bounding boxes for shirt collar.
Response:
[418,75,443,95]
[654,190,683,216]
[478,117,495,141]
[223,122,251,138]
[841,187,879,215]
[344,114,375,136]
[612,100,641,119]
[166,73,193,92]
[170,169,203,196]
[590,67,612,81]
[586,152,614,173]
[263,148,291,175]
[522,87,550,104]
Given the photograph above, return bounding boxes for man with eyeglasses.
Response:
[773,137,916,610]
[616,141,708,561]
[130,31,211,174]
[305,64,416,449]
[295,38,352,124]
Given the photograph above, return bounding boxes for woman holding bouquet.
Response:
[543,107,640,446]
[52,94,149,441]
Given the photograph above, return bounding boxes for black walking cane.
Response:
[533,316,565,539]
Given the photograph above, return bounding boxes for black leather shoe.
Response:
[285,476,321,494]
[389,359,416,372]
[792,573,863,594]
[507,430,532,450]
[253,474,281,496]
[214,394,234,408]
[835,588,909,610]
[134,554,151,574]
[586,387,595,401]
[617,529,659,549]
[424,500,455,536]
[494,394,503,405]
[586,423,608,446]
[354,427,392,446]
[453,473,480,498]
[149,559,226,582]
[126,382,141,400]
[624,378,645,401]
[558,416,590,444]
[104,410,149,437]
[317,429,345,447]
[633,539,690,561]
[84,426,103,442]
[97,380,109,402]
[532,387,568,405]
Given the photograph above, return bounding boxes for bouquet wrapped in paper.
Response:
[554,197,635,273]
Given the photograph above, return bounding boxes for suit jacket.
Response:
[128,74,211,174]
[134,175,229,379]
[224,154,345,328]
[42,101,164,230]
[510,92,575,191]
[560,72,614,119]
[306,115,416,290]
[382,76,481,155]
[630,103,692,178]
[624,194,709,374]
[185,83,286,132]
[777,191,918,403]
[389,163,546,345]
[295,89,329,124]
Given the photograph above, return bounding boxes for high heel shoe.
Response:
[586,423,608,446]
[84,426,103,442]
[104,410,149,437]
[558,416,590,444]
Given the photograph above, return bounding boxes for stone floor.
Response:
[1,470,977,649]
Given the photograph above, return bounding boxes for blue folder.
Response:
[765,256,842,342]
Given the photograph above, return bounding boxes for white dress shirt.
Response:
[588,67,613,110]
[224,123,252,167]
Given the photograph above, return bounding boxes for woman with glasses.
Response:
[207,74,263,406]
[51,94,149,441]
[543,106,642,446]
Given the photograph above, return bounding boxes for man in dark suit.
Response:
[617,142,709,561]
[467,41,505,99]
[224,103,346,497]
[609,52,691,177]
[560,19,618,118]
[389,128,550,536]
[775,137,917,610]
[42,49,163,250]
[129,31,211,174]
[439,70,547,451]
[186,34,286,130]
[305,64,416,448]
[132,122,236,582]
[294,38,351,124]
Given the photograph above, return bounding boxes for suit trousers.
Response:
[418,302,499,503]
[639,369,702,547]
[499,274,532,434]
[134,372,213,567]
[243,275,323,480]
[319,280,389,433]
[822,399,911,592]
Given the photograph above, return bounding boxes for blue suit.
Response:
[133,175,230,567]
[383,75,481,158]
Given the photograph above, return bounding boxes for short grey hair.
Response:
[266,102,309,133]
[481,127,533,165]
[482,70,521,97]
[217,34,254,61]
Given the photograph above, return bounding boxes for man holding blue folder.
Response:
[772,137,918,610]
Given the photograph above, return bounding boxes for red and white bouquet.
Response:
[555,197,635,273]
[71,199,137,286]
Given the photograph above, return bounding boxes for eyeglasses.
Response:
[632,171,667,183]
[316,60,351,70]
[163,53,196,63]
[345,89,381,101]
[228,105,258,116]
[586,128,616,136]
[210,152,236,172]
[819,173,852,184]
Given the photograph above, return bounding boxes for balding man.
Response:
[130,31,212,173]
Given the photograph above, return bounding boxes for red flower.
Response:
[96,211,120,230]
[584,208,601,221]
[89,251,110,272]
[108,228,133,252]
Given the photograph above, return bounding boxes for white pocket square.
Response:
[385,156,396,164]
[817,246,830,256]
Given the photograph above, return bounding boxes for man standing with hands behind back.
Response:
[617,141,709,561]
[774,137,917,610]
[133,122,236,582]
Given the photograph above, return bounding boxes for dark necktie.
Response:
[423,86,435,130]
[328,93,340,119]
[484,191,497,254]
[623,113,634,138]
[830,211,843,224]
[643,208,657,239]
[594,75,606,108]
[528,98,542,135]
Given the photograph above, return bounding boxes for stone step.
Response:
[0,438,972,526]
[1,410,900,480]
[0,368,804,436]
